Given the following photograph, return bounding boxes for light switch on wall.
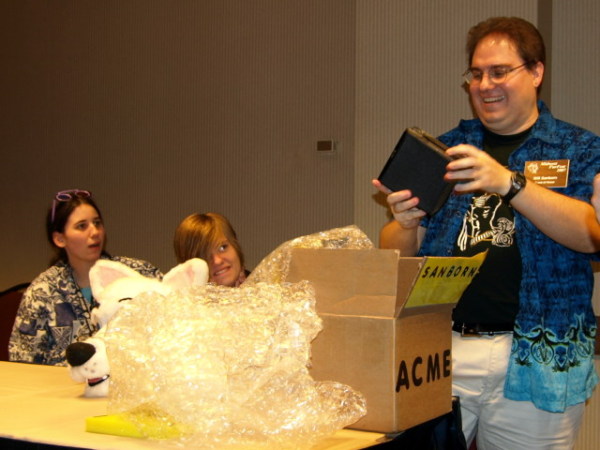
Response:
[317,140,336,153]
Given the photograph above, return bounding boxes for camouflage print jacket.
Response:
[8,255,162,366]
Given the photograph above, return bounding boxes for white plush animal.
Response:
[65,258,209,397]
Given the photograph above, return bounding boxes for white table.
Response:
[0,361,387,449]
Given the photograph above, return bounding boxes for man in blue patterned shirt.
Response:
[374,17,600,449]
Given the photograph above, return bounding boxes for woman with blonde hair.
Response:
[174,213,247,287]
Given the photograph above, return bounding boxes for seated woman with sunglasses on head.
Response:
[9,189,162,366]
[174,212,248,287]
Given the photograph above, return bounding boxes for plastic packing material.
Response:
[103,278,367,448]
[245,224,374,286]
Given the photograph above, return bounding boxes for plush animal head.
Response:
[66,258,209,398]
[65,337,111,398]
[90,258,209,328]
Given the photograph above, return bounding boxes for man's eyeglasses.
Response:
[463,62,531,85]
[51,189,92,223]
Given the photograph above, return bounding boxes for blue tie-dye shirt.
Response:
[420,101,600,412]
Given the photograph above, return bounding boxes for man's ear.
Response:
[531,61,544,89]
[53,231,66,248]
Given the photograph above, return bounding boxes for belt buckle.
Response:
[460,324,481,337]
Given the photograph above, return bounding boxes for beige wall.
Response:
[1,0,356,287]
[551,0,600,134]
[2,1,600,290]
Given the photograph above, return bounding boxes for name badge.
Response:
[524,160,569,188]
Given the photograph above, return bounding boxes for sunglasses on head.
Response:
[51,189,92,223]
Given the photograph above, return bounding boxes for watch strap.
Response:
[503,171,527,203]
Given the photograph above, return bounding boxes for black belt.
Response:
[452,322,514,337]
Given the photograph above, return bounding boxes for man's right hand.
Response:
[372,179,426,229]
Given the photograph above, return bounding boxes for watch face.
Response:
[504,171,526,202]
[514,171,526,188]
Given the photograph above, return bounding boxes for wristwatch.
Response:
[503,171,527,203]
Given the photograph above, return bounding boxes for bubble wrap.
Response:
[245,225,374,285]
[103,280,366,448]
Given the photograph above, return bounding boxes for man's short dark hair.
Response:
[466,16,546,67]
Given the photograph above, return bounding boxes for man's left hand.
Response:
[444,144,512,196]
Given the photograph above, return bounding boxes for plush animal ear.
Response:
[162,258,209,290]
[66,341,96,368]
[90,260,148,301]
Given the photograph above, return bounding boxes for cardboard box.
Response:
[286,248,485,433]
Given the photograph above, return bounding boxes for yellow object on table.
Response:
[86,406,188,439]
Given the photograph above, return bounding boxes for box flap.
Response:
[397,251,487,316]
[288,248,417,318]
[287,248,485,318]
[393,257,425,315]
